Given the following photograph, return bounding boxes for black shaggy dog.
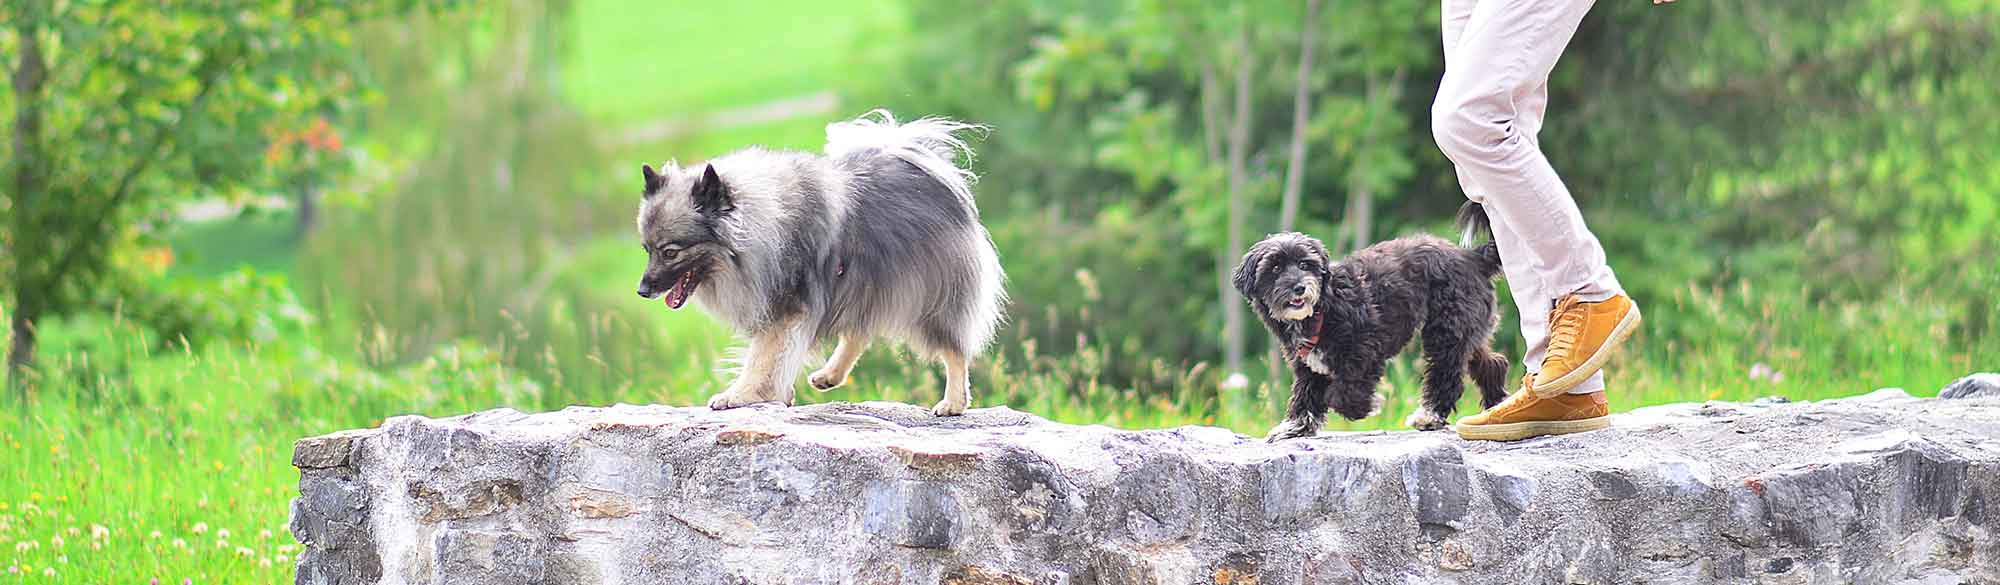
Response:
[1234,203,1511,441]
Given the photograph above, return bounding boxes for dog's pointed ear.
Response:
[692,163,733,214]
[642,164,667,198]
[1232,242,1269,300]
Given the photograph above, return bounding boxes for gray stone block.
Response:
[1941,373,2000,399]
[290,397,2000,584]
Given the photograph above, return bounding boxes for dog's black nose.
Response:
[1291,284,1308,295]
[636,287,653,298]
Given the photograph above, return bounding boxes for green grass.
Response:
[164,210,302,280]
[0,311,549,583]
[573,0,908,172]
[564,0,906,124]
[619,112,832,165]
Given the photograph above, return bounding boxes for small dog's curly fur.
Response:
[1233,203,1511,441]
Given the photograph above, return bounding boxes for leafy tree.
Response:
[870,0,1436,384]
[1551,0,2000,343]
[1,0,451,391]
[873,0,1997,388]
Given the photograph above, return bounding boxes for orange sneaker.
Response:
[1456,376,1611,441]
[1530,293,1641,397]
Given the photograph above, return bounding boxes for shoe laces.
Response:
[1546,295,1585,359]
[1497,377,1541,411]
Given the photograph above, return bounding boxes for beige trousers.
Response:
[1434,0,1623,394]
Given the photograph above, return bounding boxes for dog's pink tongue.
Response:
[664,274,691,310]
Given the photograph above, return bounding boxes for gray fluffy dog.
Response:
[635,110,1006,416]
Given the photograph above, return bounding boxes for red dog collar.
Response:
[1292,309,1325,361]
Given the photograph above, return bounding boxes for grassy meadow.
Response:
[2,0,1994,582]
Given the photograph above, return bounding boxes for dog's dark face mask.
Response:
[635,163,734,309]
[1234,233,1334,322]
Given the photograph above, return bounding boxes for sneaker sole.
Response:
[1454,415,1612,442]
[1531,304,1643,398]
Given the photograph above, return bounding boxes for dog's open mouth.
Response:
[1276,286,1318,321]
[663,271,702,310]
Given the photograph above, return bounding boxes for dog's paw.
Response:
[931,398,968,417]
[706,391,757,410]
[807,369,849,392]
[1264,419,1318,442]
[708,387,787,410]
[1404,409,1448,431]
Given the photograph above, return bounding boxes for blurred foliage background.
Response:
[0,0,1996,579]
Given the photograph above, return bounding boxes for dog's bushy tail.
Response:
[825,109,989,205]
[1456,202,1502,278]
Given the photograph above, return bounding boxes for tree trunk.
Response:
[295,185,320,240]
[1342,71,1392,255]
[1221,30,1254,377]
[1277,0,1322,234]
[1199,59,1223,166]
[6,309,35,390]
[1202,51,1237,385]
[8,6,48,391]
[1346,184,1373,255]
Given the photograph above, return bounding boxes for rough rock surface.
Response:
[1942,373,2000,400]
[292,393,2000,585]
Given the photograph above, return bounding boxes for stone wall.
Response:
[291,381,2000,584]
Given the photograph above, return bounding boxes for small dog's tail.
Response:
[825,109,988,204]
[1456,201,1503,278]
